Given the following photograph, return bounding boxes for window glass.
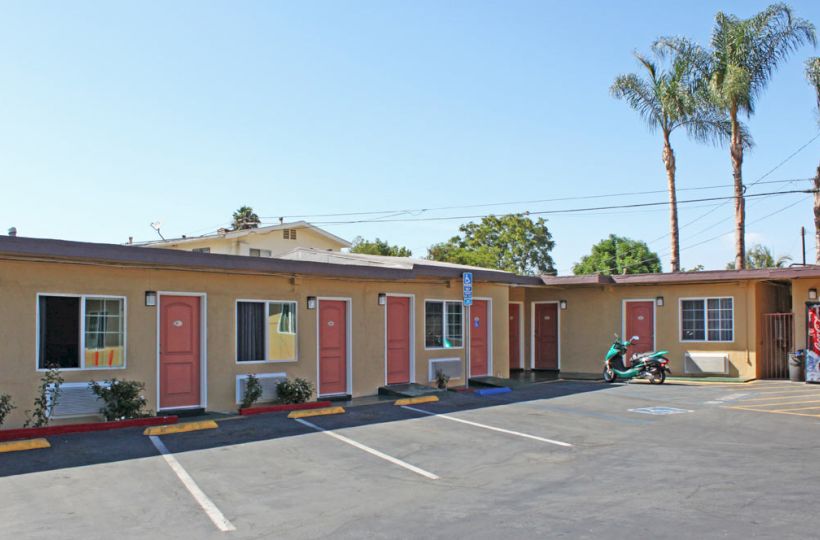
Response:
[425,302,444,347]
[39,296,81,369]
[445,302,463,347]
[84,298,124,367]
[681,299,705,341]
[268,302,297,360]
[425,301,463,348]
[237,302,266,361]
[39,295,126,369]
[681,298,733,342]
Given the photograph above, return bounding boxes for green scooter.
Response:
[603,334,670,384]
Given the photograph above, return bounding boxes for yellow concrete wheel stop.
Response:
[394,396,439,406]
[288,406,345,418]
[0,438,51,453]
[143,420,218,436]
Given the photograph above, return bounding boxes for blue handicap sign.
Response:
[463,272,473,306]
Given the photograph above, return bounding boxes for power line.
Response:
[646,131,820,246]
[287,188,814,226]
[558,193,811,275]
[258,177,811,222]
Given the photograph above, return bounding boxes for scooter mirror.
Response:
[631,335,640,342]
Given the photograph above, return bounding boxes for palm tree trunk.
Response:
[814,162,820,264]
[662,134,680,272]
[730,111,745,270]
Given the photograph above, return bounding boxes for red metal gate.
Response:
[761,313,793,379]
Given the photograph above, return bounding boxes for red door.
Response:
[509,304,521,370]
[534,303,558,370]
[319,300,347,395]
[625,301,654,359]
[470,300,489,377]
[386,296,411,385]
[159,296,201,409]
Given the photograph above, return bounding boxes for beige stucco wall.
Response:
[0,259,509,427]
[791,278,820,350]
[523,281,759,379]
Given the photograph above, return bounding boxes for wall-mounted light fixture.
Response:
[145,291,157,307]
[306,296,317,310]
[810,289,818,300]
[559,300,568,310]
[378,293,387,305]
[656,296,664,307]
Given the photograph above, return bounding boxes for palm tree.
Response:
[807,57,820,112]
[611,49,732,272]
[807,57,820,263]
[708,4,814,269]
[726,244,791,269]
[231,206,260,230]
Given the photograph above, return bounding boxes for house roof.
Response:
[0,236,542,285]
[279,247,517,274]
[132,221,352,248]
[540,266,820,287]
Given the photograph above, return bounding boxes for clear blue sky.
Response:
[1,0,818,274]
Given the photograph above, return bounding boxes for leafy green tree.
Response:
[726,244,791,269]
[350,237,412,257]
[427,214,555,275]
[232,206,260,230]
[573,235,661,275]
[658,4,815,269]
[612,47,732,272]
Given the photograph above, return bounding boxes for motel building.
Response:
[3,235,820,428]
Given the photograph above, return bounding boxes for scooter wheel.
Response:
[603,367,617,383]
[650,370,666,384]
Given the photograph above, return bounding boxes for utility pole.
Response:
[802,226,807,266]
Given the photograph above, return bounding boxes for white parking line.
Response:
[402,406,573,448]
[149,436,236,532]
[294,418,440,480]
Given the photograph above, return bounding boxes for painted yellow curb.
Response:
[143,420,218,436]
[395,396,439,406]
[0,438,50,453]
[288,406,345,419]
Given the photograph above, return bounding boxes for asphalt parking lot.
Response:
[2,379,819,540]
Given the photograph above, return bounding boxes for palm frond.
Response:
[807,57,820,112]
[710,4,816,116]
[610,72,663,131]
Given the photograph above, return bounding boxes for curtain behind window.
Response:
[237,302,265,361]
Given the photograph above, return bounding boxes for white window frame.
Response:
[424,299,464,350]
[35,293,128,372]
[235,299,299,364]
[679,296,735,343]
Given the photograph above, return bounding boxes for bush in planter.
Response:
[276,378,314,404]
[434,368,450,390]
[24,367,64,428]
[0,394,15,427]
[89,379,152,421]
[240,374,263,409]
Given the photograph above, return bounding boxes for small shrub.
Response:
[25,367,63,428]
[435,369,450,390]
[89,379,151,421]
[240,374,263,409]
[0,394,15,427]
[276,377,314,404]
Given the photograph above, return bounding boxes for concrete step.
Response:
[378,383,444,398]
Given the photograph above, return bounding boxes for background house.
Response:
[133,221,350,257]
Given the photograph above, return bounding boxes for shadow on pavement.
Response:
[0,379,614,478]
